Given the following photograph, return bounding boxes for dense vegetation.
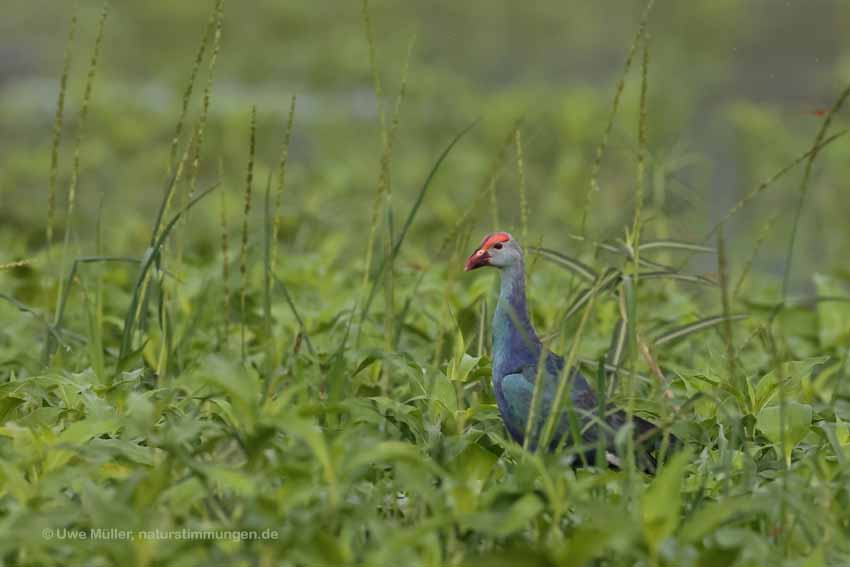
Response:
[2,1,850,565]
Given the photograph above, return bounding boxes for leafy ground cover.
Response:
[2,1,850,565]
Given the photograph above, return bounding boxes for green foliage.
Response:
[2,1,850,565]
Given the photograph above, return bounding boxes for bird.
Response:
[465,231,675,470]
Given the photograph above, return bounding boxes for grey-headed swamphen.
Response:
[465,232,676,470]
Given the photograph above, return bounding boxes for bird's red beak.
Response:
[464,248,490,271]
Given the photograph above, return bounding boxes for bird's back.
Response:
[493,349,675,469]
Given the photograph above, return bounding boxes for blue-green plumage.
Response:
[466,232,672,467]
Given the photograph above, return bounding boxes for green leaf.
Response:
[679,496,751,543]
[641,449,690,552]
[59,416,120,445]
[431,371,459,414]
[555,502,637,566]
[463,493,544,537]
[753,357,827,412]
[205,466,256,496]
[450,353,481,383]
[347,440,445,478]
[836,417,850,446]
[756,402,812,466]
[447,444,498,514]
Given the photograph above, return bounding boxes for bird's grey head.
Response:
[464,232,523,271]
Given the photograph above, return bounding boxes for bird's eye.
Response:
[493,243,503,250]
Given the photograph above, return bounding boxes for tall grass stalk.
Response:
[240,106,257,362]
[178,0,224,268]
[59,0,109,282]
[127,131,197,355]
[781,86,850,300]
[156,285,172,382]
[488,165,500,230]
[118,183,219,360]
[169,3,218,174]
[271,95,297,275]
[262,170,275,379]
[46,7,78,260]
[358,122,474,335]
[440,122,518,252]
[476,297,487,357]
[380,37,414,365]
[717,227,740,392]
[580,0,655,238]
[219,158,231,342]
[612,38,651,480]
[91,198,106,381]
[360,0,388,289]
[717,226,749,506]
[514,129,528,245]
[360,0,386,133]
[734,209,780,297]
[630,41,650,279]
[619,275,639,481]
[703,130,846,244]
[523,335,554,452]
[49,3,109,362]
[538,274,606,452]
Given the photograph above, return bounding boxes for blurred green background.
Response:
[2,0,850,286]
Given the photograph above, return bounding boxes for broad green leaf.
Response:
[641,449,690,552]
[679,496,751,542]
[753,358,827,411]
[463,493,544,536]
[447,444,498,514]
[347,440,444,477]
[160,477,205,516]
[431,371,459,414]
[205,466,256,497]
[59,416,120,445]
[555,502,637,566]
[756,402,812,466]
[450,353,481,383]
[87,438,155,466]
[0,461,34,503]
[126,391,155,434]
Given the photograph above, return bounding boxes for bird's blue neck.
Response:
[493,260,540,376]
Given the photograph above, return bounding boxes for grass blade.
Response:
[562,268,622,323]
[359,121,475,328]
[638,271,717,286]
[239,106,257,362]
[652,314,749,347]
[527,247,598,282]
[515,129,529,244]
[119,184,220,359]
[46,8,78,256]
[580,0,656,237]
[271,95,297,275]
[638,240,715,254]
[782,86,850,300]
[272,273,316,356]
